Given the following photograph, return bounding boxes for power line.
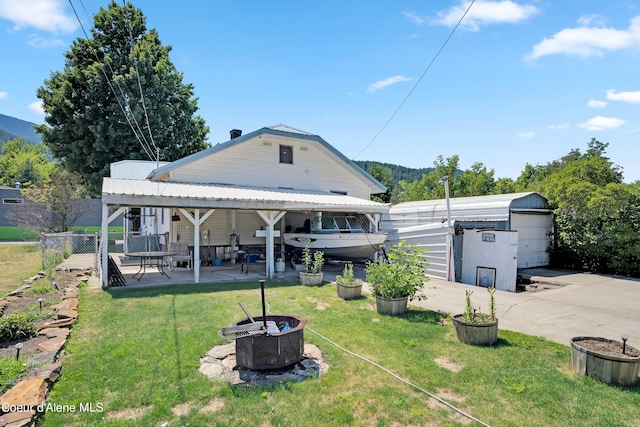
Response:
[121,0,159,157]
[68,0,155,161]
[352,0,476,161]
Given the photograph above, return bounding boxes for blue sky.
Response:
[1,0,640,182]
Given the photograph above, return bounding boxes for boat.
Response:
[284,215,388,261]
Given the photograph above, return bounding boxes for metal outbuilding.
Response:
[382,192,553,286]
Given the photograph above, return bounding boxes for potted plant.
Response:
[335,263,363,300]
[570,335,640,387]
[299,239,324,286]
[452,287,498,346]
[364,240,428,315]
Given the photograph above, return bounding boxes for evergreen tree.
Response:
[36,1,209,195]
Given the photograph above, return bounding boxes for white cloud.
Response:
[577,14,608,27]
[587,99,607,108]
[518,131,534,139]
[606,89,640,104]
[0,91,7,100]
[527,15,640,60]
[402,10,426,26]
[578,116,626,131]
[367,75,412,93]
[549,123,571,130]
[0,0,77,33]
[28,101,44,115]
[430,1,540,32]
[27,34,66,48]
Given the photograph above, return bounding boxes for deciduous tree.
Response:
[36,1,209,195]
[0,139,53,187]
[6,166,90,233]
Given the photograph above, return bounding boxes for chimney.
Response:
[14,182,21,189]
[230,129,242,139]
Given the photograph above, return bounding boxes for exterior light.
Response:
[622,333,629,354]
[38,298,43,312]
[15,342,23,360]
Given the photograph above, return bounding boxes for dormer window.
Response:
[280,145,293,164]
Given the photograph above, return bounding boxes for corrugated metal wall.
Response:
[385,223,449,280]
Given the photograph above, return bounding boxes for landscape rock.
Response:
[198,342,329,386]
[26,352,58,367]
[30,362,63,384]
[37,336,66,354]
[55,309,78,320]
[0,409,36,427]
[39,328,70,339]
[0,378,48,409]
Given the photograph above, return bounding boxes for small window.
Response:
[280,145,293,164]
[2,198,23,204]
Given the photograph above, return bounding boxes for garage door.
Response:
[511,213,552,268]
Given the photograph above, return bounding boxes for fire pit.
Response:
[235,314,307,370]
[218,280,308,370]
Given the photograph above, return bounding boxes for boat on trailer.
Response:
[284,214,388,262]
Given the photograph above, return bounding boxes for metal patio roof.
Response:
[102,177,389,214]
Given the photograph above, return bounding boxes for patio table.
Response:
[125,251,175,281]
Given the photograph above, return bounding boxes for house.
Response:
[1,183,103,229]
[99,125,389,288]
[381,192,552,291]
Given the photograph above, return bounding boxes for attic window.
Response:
[280,145,293,164]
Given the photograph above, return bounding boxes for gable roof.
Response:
[146,125,386,193]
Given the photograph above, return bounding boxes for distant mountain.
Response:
[354,160,434,184]
[0,113,42,145]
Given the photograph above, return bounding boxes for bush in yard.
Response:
[0,357,27,393]
[0,312,37,343]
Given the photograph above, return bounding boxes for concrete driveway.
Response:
[406,268,640,347]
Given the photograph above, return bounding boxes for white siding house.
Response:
[100,125,389,287]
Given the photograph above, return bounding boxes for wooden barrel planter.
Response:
[375,295,409,315]
[452,315,498,346]
[337,283,362,300]
[570,337,640,387]
[299,272,323,286]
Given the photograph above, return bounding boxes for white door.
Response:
[511,213,552,268]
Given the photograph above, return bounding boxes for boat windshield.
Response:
[310,216,366,233]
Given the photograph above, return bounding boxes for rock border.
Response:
[0,267,90,427]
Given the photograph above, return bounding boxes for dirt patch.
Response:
[434,357,464,373]
[104,405,152,421]
[171,402,192,417]
[199,398,224,414]
[573,338,640,358]
[306,297,330,310]
[427,389,472,425]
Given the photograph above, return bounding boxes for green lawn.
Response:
[40,281,640,426]
[0,226,123,242]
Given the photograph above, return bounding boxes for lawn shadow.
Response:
[398,308,449,325]
[106,279,301,299]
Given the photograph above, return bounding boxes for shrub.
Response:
[25,282,55,295]
[365,240,429,301]
[0,357,27,393]
[0,312,38,343]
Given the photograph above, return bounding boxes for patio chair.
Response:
[168,242,193,271]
